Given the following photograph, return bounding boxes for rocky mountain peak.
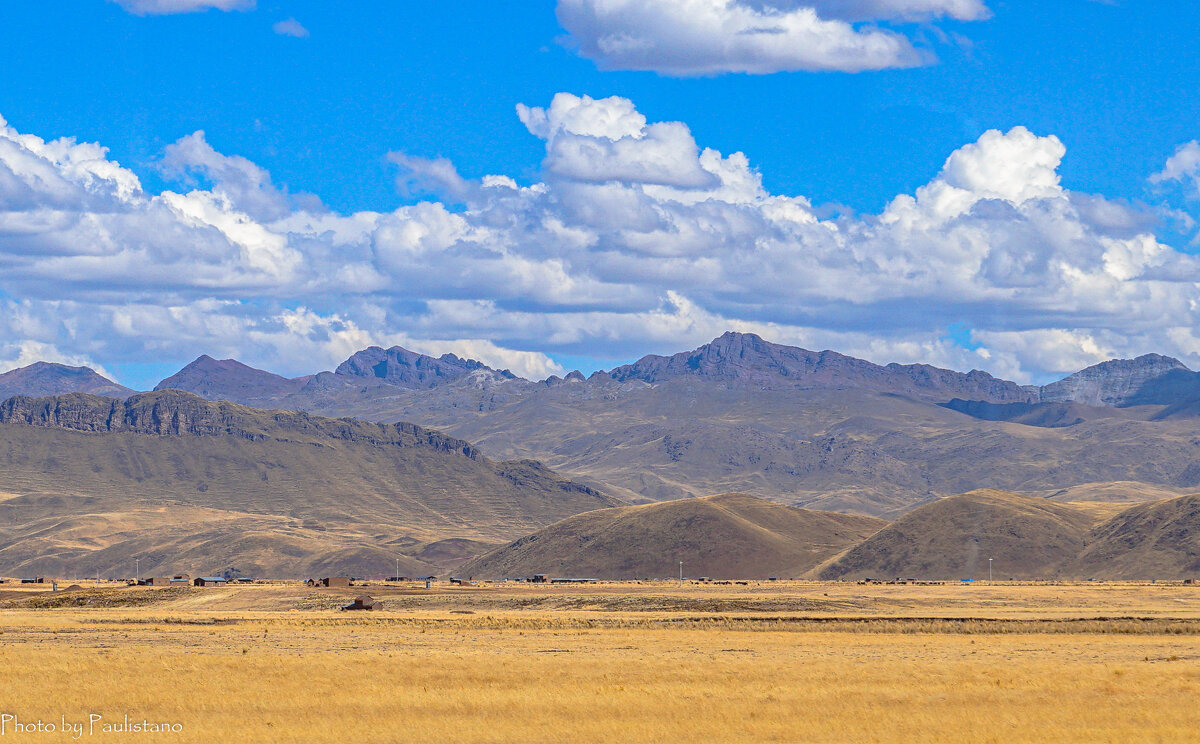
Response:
[334,345,516,389]
[605,332,1033,402]
[154,355,308,401]
[1040,354,1191,407]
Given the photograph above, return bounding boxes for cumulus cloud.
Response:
[112,0,254,15]
[160,130,292,221]
[518,93,718,188]
[555,0,989,75]
[2,95,1200,386]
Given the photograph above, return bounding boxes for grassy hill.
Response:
[458,493,885,580]
[817,490,1100,580]
[1067,494,1200,579]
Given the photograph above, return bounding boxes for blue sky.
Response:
[1,0,1199,388]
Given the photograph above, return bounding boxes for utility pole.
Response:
[679,561,683,586]
[989,557,993,583]
[395,557,399,582]
[135,558,140,584]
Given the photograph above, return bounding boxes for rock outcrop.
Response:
[0,390,483,457]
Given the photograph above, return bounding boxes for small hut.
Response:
[193,577,228,587]
[342,595,383,611]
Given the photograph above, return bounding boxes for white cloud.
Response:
[1151,140,1200,196]
[160,130,291,221]
[272,18,310,38]
[518,93,718,188]
[388,153,473,201]
[3,95,1200,386]
[554,0,989,75]
[799,0,989,22]
[970,329,1113,382]
[112,0,254,15]
[404,339,566,380]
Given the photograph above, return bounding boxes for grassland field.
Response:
[2,580,1200,743]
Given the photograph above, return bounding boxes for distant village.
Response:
[0,571,619,611]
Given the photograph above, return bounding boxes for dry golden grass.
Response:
[3,582,1200,742]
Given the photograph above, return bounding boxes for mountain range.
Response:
[8,331,1200,517]
[7,334,1200,578]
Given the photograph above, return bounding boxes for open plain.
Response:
[2,581,1200,742]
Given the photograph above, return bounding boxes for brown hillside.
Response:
[1044,481,1188,504]
[1068,494,1200,579]
[458,493,885,580]
[818,490,1097,580]
[0,391,618,578]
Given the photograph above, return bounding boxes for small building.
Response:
[530,574,548,583]
[341,595,383,611]
[233,577,254,584]
[143,577,174,586]
[194,577,228,587]
[320,577,352,588]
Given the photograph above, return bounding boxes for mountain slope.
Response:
[0,391,619,578]
[818,490,1098,580]
[459,493,886,580]
[0,362,133,400]
[1067,494,1200,579]
[940,399,1147,428]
